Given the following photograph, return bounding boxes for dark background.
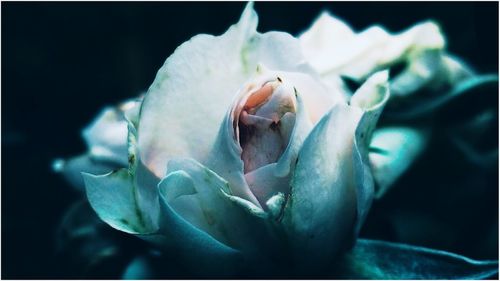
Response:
[3,2,498,279]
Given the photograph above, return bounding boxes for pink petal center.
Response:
[237,80,296,174]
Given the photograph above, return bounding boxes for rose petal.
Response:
[350,70,390,146]
[82,119,160,235]
[350,71,390,234]
[243,163,289,208]
[283,71,390,270]
[138,3,314,178]
[274,86,313,176]
[282,71,345,125]
[146,170,244,277]
[82,168,158,234]
[164,158,279,260]
[369,127,429,198]
[283,103,363,271]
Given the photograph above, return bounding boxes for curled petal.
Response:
[283,71,390,270]
[83,117,160,235]
[82,168,158,234]
[350,70,390,233]
[163,158,279,260]
[283,103,363,271]
[146,170,244,277]
[244,163,289,208]
[281,71,345,125]
[274,89,313,177]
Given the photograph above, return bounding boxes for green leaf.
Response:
[334,239,498,279]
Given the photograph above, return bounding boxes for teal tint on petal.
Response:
[151,171,245,277]
[163,158,279,260]
[350,70,390,233]
[283,104,362,271]
[82,169,158,234]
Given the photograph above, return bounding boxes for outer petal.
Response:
[82,168,157,234]
[143,170,245,277]
[350,71,390,234]
[282,71,390,271]
[82,118,160,235]
[350,71,390,144]
[138,3,315,178]
[163,158,281,263]
[283,103,363,271]
[369,127,429,198]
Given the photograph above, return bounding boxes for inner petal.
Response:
[238,80,297,174]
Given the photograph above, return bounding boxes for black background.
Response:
[3,2,498,279]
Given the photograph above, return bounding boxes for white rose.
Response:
[57,4,392,275]
[54,3,499,279]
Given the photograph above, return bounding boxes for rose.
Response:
[56,4,391,275]
[53,3,492,273]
